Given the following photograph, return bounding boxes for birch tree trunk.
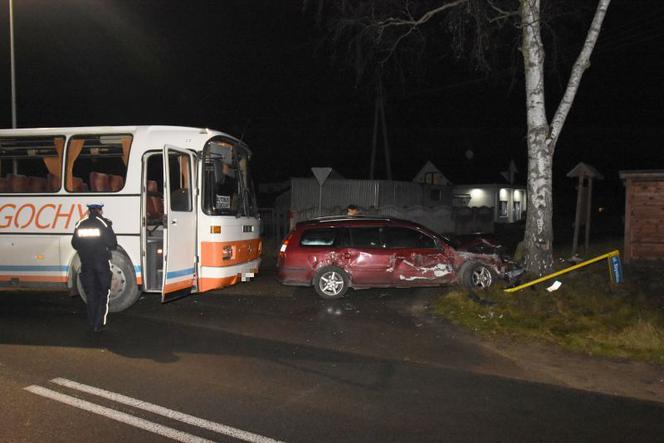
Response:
[521,0,554,275]
[520,0,611,276]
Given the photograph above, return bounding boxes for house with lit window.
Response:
[415,160,526,224]
[267,161,521,239]
[452,184,526,223]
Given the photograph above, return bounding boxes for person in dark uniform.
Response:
[71,203,118,332]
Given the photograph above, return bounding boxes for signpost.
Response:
[504,250,622,293]
[311,167,332,217]
[609,255,623,284]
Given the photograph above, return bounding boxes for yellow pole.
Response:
[504,250,620,293]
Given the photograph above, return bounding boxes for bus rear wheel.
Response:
[77,250,140,313]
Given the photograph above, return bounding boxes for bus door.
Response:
[161,145,197,302]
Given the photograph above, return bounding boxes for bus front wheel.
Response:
[77,250,140,313]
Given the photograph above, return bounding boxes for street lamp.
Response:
[9,0,17,128]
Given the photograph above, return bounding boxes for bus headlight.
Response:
[222,245,233,260]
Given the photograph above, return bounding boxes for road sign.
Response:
[311,167,333,216]
[609,255,623,284]
[311,167,332,186]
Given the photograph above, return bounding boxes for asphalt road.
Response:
[1,275,663,442]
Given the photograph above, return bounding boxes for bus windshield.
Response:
[201,138,256,217]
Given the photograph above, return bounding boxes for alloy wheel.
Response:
[471,266,493,289]
[319,271,345,297]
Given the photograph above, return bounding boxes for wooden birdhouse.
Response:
[567,162,603,256]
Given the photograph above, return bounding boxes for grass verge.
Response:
[434,251,664,364]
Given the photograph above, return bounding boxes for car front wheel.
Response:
[461,262,495,290]
[313,266,349,299]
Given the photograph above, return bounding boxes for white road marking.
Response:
[50,377,284,443]
[24,385,215,443]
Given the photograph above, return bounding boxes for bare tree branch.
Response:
[548,0,611,146]
[487,0,518,23]
[370,0,468,30]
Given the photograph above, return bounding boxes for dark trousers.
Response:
[80,260,112,330]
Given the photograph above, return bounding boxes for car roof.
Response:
[296,216,426,230]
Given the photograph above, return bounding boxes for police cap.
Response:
[87,203,104,210]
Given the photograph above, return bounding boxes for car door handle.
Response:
[171,219,177,225]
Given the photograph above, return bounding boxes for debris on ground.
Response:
[546,280,562,292]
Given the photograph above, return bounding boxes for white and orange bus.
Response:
[0,126,261,311]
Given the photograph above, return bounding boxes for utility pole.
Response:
[369,75,391,180]
[9,0,17,128]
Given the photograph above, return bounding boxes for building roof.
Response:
[567,162,604,179]
[619,170,664,180]
[412,161,451,185]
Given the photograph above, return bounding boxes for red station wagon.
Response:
[277,216,515,299]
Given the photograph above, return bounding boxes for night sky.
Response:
[0,0,662,211]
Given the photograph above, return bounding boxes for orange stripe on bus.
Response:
[200,239,261,267]
[198,275,239,292]
[163,279,193,293]
[0,275,67,283]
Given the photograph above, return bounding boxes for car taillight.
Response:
[279,232,294,261]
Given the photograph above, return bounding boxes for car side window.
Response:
[384,227,436,249]
[350,227,382,248]
[333,228,351,247]
[300,228,337,246]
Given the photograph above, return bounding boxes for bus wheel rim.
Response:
[109,263,127,301]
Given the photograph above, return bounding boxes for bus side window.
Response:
[168,152,191,212]
[90,171,110,192]
[47,173,59,192]
[146,179,164,222]
[109,175,124,191]
[0,136,64,193]
[8,174,28,192]
[28,176,47,192]
[65,134,132,193]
